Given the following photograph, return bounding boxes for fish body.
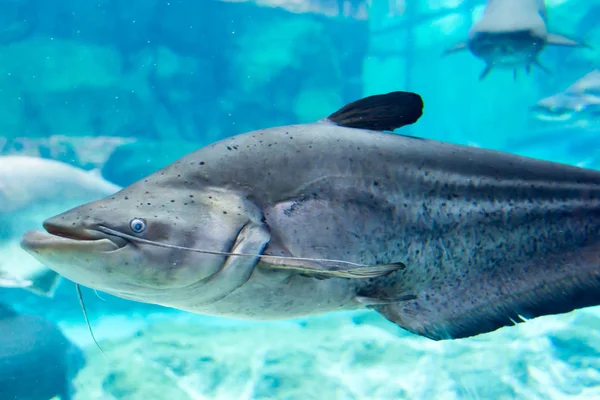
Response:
[0,156,121,214]
[444,0,587,80]
[20,91,600,341]
[530,69,600,126]
[0,156,121,296]
[0,303,85,400]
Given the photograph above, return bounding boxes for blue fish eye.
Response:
[129,218,147,233]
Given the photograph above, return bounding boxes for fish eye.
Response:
[129,218,147,233]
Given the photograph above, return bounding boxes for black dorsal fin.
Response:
[325,91,424,131]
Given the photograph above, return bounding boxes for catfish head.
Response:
[20,178,268,301]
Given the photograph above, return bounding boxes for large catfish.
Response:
[20,91,600,341]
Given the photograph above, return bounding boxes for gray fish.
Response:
[20,91,600,341]
[444,0,587,80]
[530,69,600,127]
[0,302,85,400]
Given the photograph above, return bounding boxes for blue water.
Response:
[0,0,599,399]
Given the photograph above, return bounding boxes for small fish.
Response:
[0,302,86,400]
[443,0,588,80]
[0,156,121,297]
[530,69,600,126]
[20,90,600,341]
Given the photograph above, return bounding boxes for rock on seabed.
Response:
[73,308,600,400]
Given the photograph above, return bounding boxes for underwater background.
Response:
[0,0,600,399]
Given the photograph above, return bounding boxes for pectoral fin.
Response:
[442,42,468,56]
[260,257,406,279]
[479,65,493,81]
[25,267,62,297]
[546,33,589,48]
[534,60,551,75]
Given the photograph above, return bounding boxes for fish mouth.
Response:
[20,221,128,254]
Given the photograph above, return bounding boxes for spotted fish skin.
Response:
[19,91,600,341]
[167,119,600,340]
